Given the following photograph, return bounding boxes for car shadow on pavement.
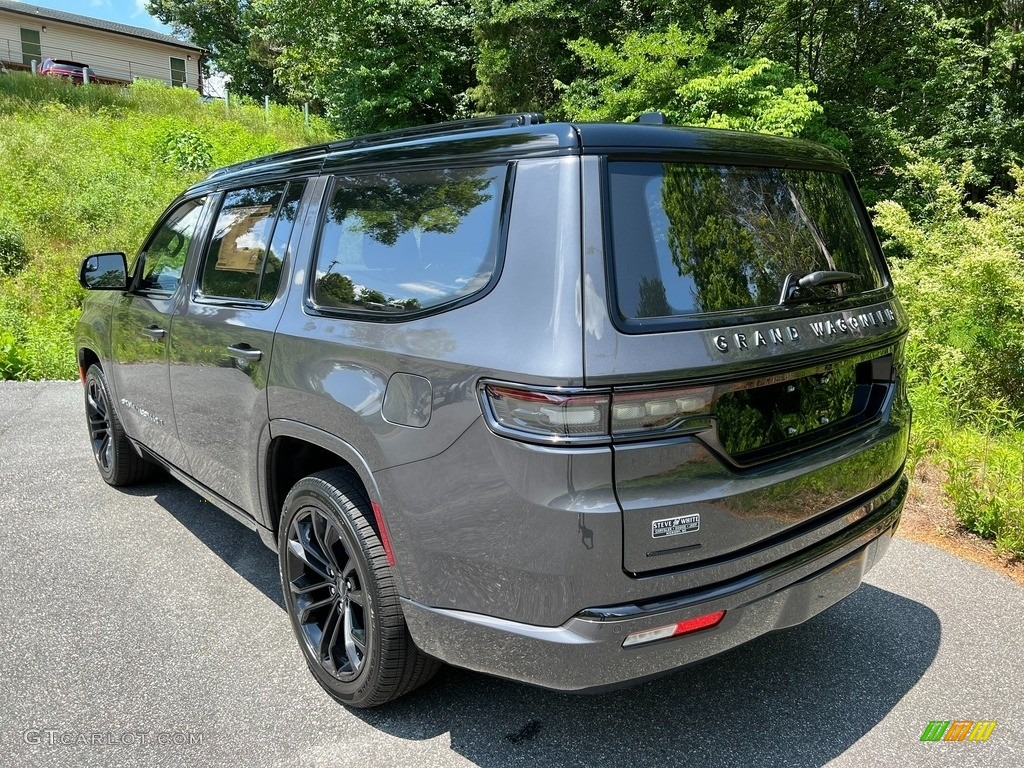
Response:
[138,477,939,768]
[123,477,285,609]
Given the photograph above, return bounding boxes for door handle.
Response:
[142,326,166,341]
[226,344,262,362]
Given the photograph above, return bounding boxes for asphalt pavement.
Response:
[0,381,1021,768]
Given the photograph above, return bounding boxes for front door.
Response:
[109,197,208,472]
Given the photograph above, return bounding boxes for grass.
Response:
[0,72,333,380]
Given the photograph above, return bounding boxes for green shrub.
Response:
[0,217,28,277]
[161,128,214,172]
[0,330,30,379]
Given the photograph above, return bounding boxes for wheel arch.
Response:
[77,346,101,380]
[260,420,396,573]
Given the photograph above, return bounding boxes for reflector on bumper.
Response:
[622,610,726,647]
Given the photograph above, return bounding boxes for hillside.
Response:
[0,72,333,381]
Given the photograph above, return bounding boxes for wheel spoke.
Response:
[350,626,367,653]
[86,391,104,417]
[314,515,343,572]
[99,434,112,469]
[347,588,365,607]
[343,602,362,673]
[289,575,329,595]
[287,536,330,581]
[298,594,335,624]
[317,602,338,660]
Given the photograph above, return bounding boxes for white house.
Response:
[0,0,204,90]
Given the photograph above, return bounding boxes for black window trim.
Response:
[191,181,295,309]
[599,154,896,335]
[304,161,516,324]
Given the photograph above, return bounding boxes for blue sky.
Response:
[21,0,174,36]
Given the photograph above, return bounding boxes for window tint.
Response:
[312,166,505,315]
[137,198,205,293]
[608,162,885,323]
[197,182,303,303]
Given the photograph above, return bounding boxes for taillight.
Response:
[481,385,610,442]
[611,385,713,437]
[479,381,713,444]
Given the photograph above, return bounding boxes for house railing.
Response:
[0,35,200,90]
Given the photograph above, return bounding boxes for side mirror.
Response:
[79,252,128,290]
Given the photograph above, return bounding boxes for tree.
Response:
[146,1,286,101]
[558,20,822,137]
[469,0,626,113]
[258,0,476,135]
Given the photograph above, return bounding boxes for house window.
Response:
[170,57,186,88]
[20,29,41,67]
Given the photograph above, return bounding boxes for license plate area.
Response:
[714,350,894,467]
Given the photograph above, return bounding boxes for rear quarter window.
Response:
[310,165,506,316]
[608,161,886,327]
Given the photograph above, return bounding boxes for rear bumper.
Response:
[402,474,906,691]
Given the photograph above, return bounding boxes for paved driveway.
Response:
[0,381,1021,767]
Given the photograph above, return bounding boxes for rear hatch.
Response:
[583,157,909,575]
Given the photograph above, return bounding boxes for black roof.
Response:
[0,0,203,51]
[198,114,849,190]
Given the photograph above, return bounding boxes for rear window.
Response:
[608,162,886,325]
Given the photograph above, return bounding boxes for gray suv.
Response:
[76,113,910,707]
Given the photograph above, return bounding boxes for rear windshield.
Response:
[608,162,886,324]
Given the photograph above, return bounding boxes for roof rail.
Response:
[329,113,546,151]
[204,113,545,181]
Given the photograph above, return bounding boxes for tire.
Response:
[83,364,155,486]
[279,469,440,708]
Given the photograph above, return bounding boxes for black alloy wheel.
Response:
[83,364,154,486]
[279,469,439,708]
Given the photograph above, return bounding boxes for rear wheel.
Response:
[279,469,439,708]
[83,364,155,486]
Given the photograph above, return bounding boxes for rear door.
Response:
[169,180,306,513]
[109,196,208,472]
[580,155,909,574]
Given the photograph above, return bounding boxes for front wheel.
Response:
[83,364,155,486]
[279,469,439,708]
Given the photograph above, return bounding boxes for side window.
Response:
[312,165,506,315]
[261,182,304,303]
[137,198,205,293]
[197,181,304,303]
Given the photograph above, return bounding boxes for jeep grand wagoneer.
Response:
[76,114,910,707]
